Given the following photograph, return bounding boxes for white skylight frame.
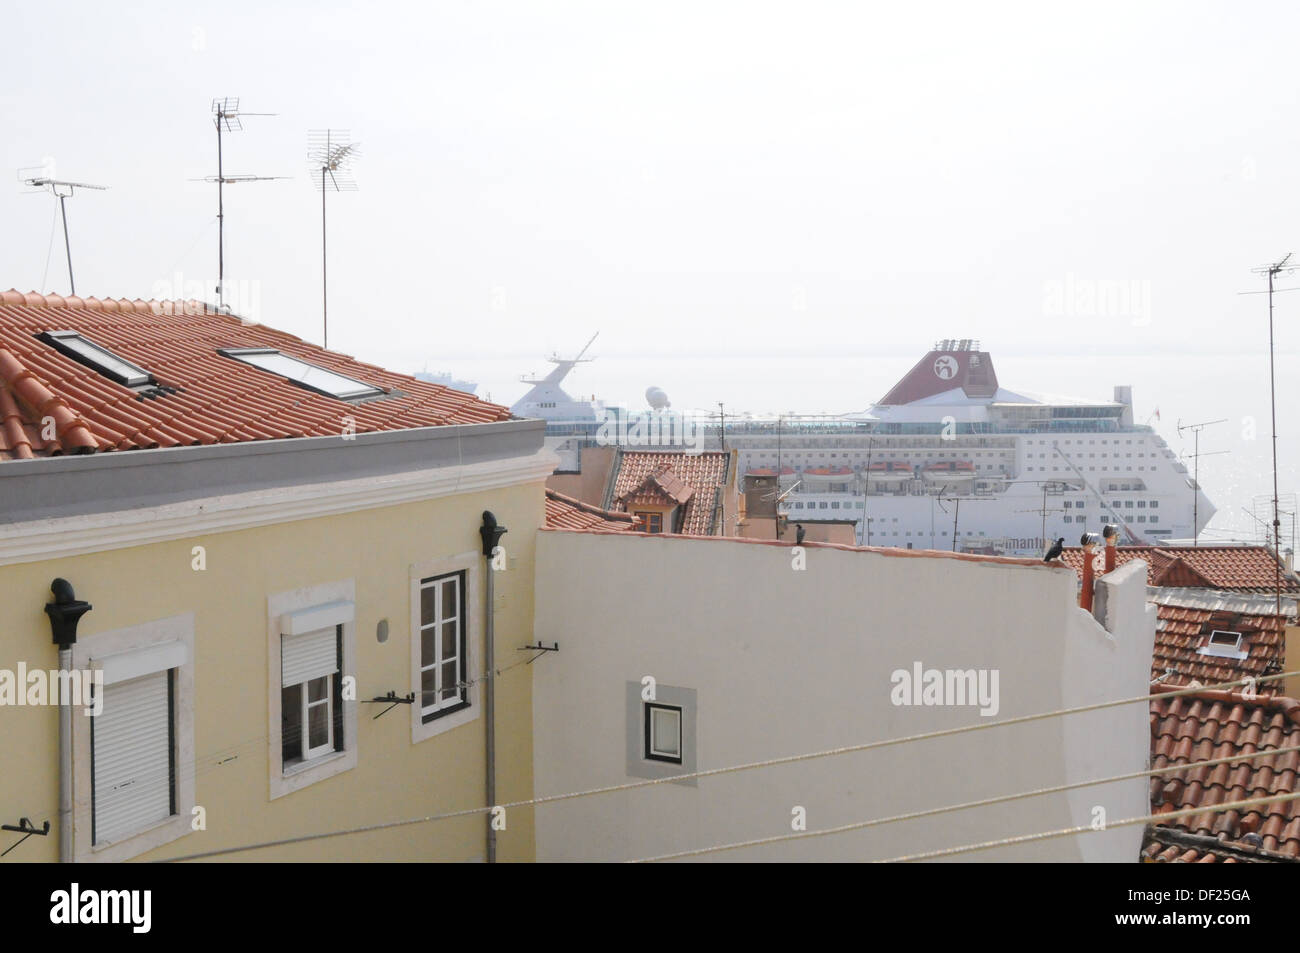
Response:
[39,330,154,388]
[1198,629,1248,660]
[220,347,384,401]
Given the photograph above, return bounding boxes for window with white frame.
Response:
[280,624,343,768]
[72,614,195,862]
[268,587,357,799]
[419,571,468,721]
[91,646,184,846]
[644,702,683,764]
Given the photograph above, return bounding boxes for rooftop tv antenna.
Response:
[20,174,107,296]
[1251,252,1294,613]
[308,129,360,348]
[1176,417,1229,547]
[1015,481,1071,549]
[203,98,284,311]
[937,492,991,553]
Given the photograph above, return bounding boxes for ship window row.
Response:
[1031,438,1145,445]
[1034,452,1147,458]
[1063,515,1159,524]
[1026,466,1158,473]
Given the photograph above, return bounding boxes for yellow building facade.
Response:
[0,451,550,863]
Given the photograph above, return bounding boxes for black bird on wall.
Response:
[795,524,806,546]
[1043,537,1065,562]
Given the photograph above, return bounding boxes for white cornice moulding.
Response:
[0,449,558,567]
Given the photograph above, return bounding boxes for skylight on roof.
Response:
[1198,629,1248,660]
[220,348,384,401]
[37,330,154,388]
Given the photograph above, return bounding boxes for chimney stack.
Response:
[1080,534,1098,612]
[1103,524,1119,574]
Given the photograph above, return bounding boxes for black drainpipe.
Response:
[44,579,92,864]
[479,512,507,864]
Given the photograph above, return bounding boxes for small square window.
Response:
[645,703,682,764]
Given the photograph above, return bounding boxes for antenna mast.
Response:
[207,98,283,311]
[1252,253,1293,614]
[21,176,107,295]
[308,130,360,348]
[1176,417,1228,546]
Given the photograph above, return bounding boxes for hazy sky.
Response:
[3,1,1297,538]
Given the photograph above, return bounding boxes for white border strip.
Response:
[0,449,558,566]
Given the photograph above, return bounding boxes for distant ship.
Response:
[414,369,477,395]
[514,337,1216,555]
[718,339,1215,554]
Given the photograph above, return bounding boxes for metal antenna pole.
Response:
[308,129,360,348]
[20,177,107,296]
[773,416,782,540]
[1041,484,1047,546]
[217,113,224,309]
[322,164,328,347]
[204,98,283,314]
[1253,254,1292,615]
[58,193,74,295]
[1268,258,1287,613]
[1174,419,1226,546]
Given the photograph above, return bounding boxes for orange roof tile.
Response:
[1147,685,1300,861]
[0,290,511,460]
[544,489,640,532]
[1060,544,1300,594]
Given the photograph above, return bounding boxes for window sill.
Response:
[282,749,347,778]
[91,812,181,853]
[421,700,470,725]
[271,745,356,800]
[80,810,193,863]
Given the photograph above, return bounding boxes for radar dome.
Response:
[645,386,671,410]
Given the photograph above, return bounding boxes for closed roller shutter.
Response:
[282,626,339,687]
[93,671,173,845]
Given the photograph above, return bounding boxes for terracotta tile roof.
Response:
[1147,685,1300,861]
[1140,827,1299,863]
[544,489,640,532]
[0,290,511,460]
[1151,594,1289,693]
[604,449,732,536]
[1060,544,1300,594]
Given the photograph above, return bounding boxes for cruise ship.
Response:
[515,338,1216,555]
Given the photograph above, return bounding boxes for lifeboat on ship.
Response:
[865,461,914,485]
[746,466,798,485]
[921,461,976,484]
[800,465,854,489]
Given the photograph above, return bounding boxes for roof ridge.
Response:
[1150,682,1300,726]
[0,289,225,316]
[544,487,637,522]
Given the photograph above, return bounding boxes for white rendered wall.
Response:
[532,531,1153,862]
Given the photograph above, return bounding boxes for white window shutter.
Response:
[93,671,172,844]
[94,640,187,685]
[282,626,339,687]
